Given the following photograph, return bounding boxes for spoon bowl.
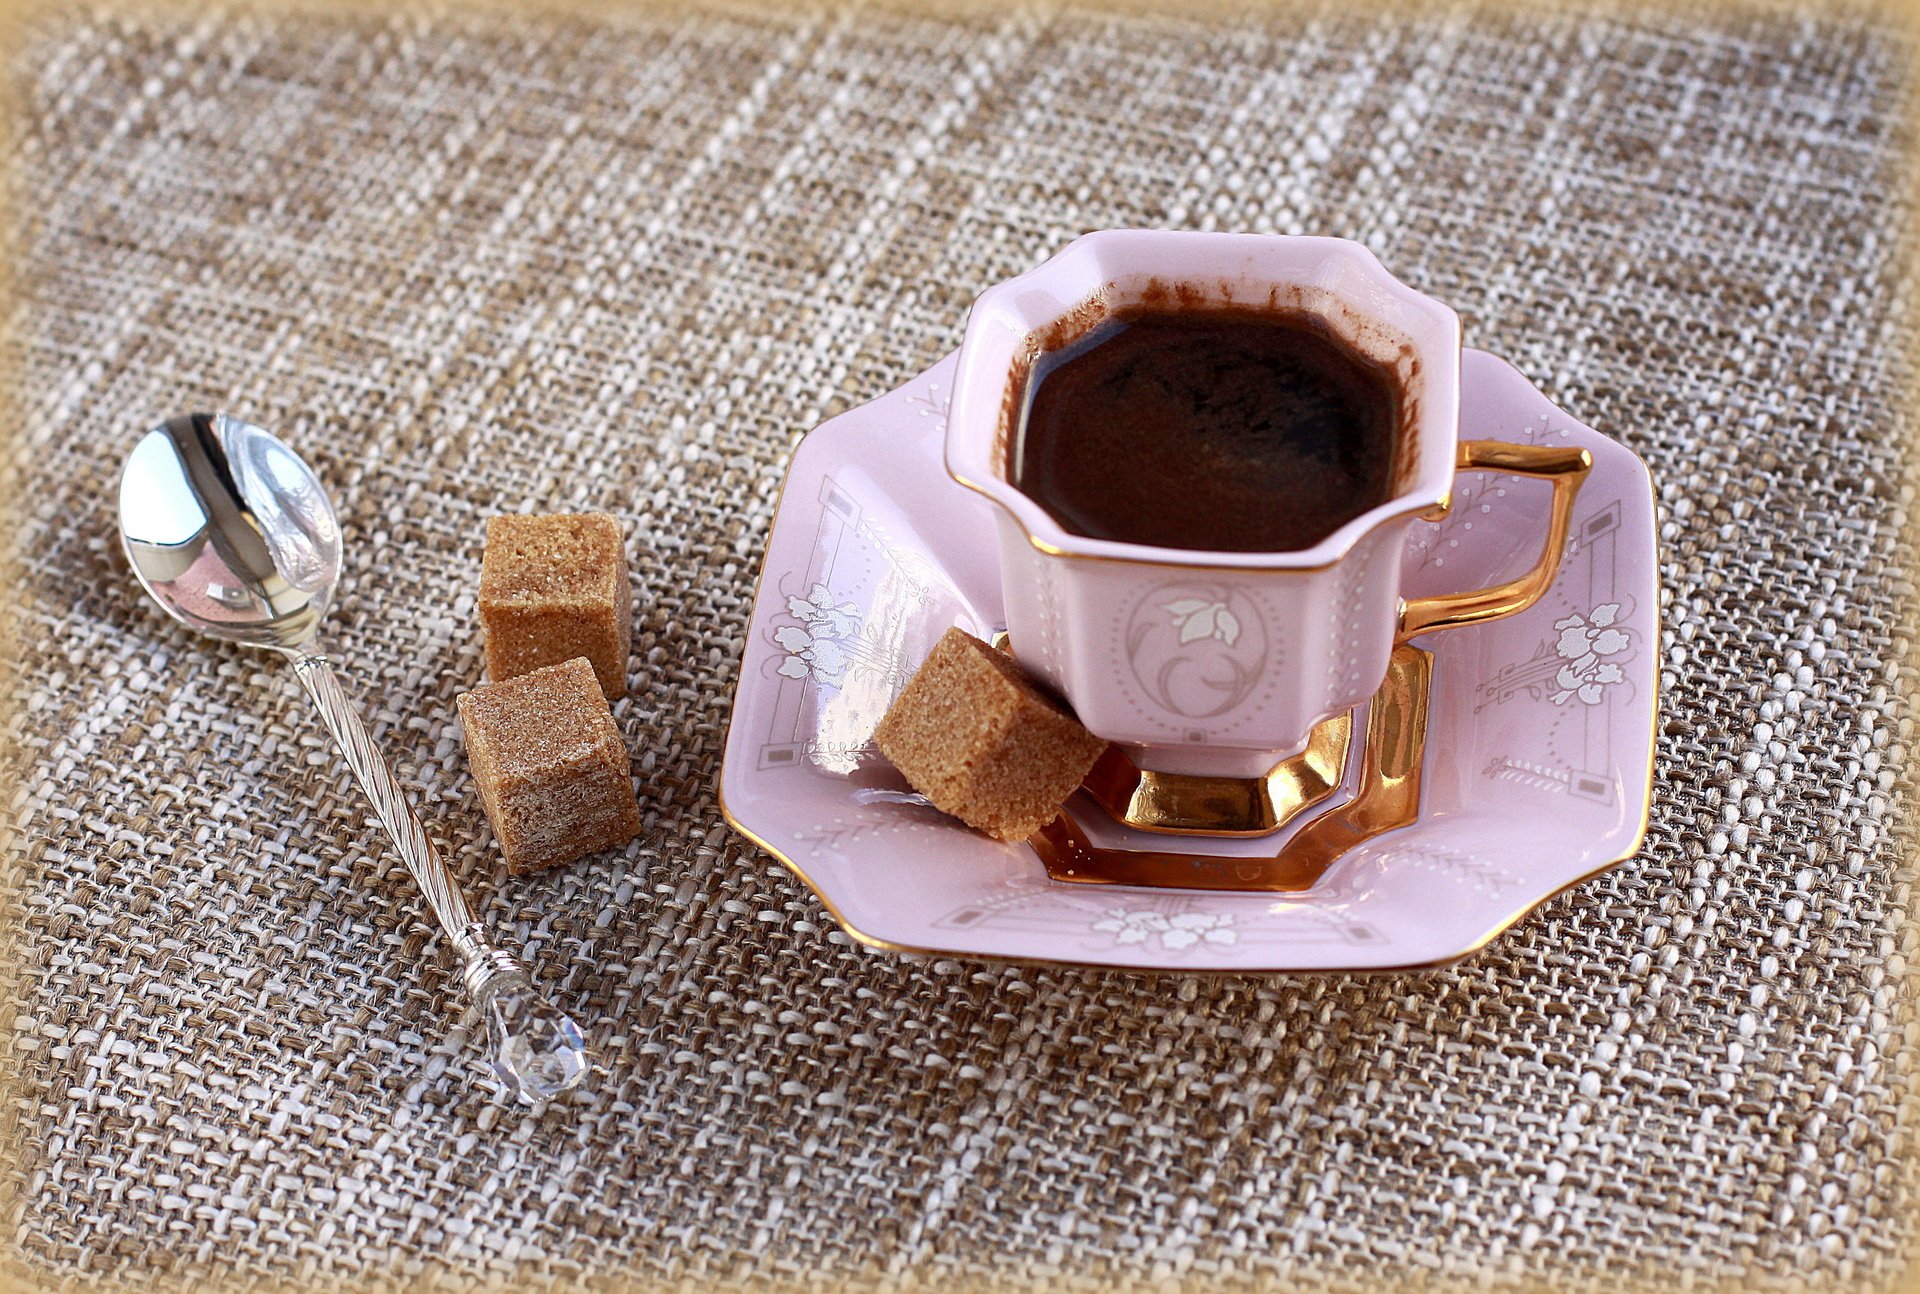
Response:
[119,414,340,650]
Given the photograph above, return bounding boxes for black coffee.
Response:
[1010,306,1402,553]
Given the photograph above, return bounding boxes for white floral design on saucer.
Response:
[774,583,860,683]
[1551,602,1631,706]
[1092,908,1238,952]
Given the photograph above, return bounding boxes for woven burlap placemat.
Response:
[3,1,1915,1290]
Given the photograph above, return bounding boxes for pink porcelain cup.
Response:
[946,230,1591,780]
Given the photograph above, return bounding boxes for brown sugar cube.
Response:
[457,657,642,873]
[874,627,1108,841]
[480,512,632,699]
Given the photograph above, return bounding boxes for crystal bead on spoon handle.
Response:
[287,646,590,1103]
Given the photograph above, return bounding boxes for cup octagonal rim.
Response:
[943,229,1462,571]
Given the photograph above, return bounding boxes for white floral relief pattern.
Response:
[1091,908,1238,952]
[773,583,861,683]
[907,378,951,423]
[1551,602,1631,706]
[1124,582,1269,720]
[1163,598,1242,646]
[1372,844,1523,898]
[794,805,947,856]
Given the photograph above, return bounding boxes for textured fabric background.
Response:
[3,1,1915,1290]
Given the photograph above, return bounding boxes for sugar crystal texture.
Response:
[458,657,642,873]
[480,512,632,699]
[874,627,1108,841]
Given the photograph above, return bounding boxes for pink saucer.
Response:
[721,350,1658,971]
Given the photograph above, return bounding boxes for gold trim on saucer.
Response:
[719,589,1656,974]
[1029,645,1431,892]
[1079,711,1351,837]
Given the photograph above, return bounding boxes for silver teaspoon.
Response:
[117,412,590,1103]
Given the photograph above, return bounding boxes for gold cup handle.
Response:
[1397,440,1593,640]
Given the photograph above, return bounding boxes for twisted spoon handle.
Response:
[286,646,590,1103]
[288,649,474,932]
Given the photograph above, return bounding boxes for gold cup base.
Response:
[1080,710,1352,837]
[1031,644,1432,893]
